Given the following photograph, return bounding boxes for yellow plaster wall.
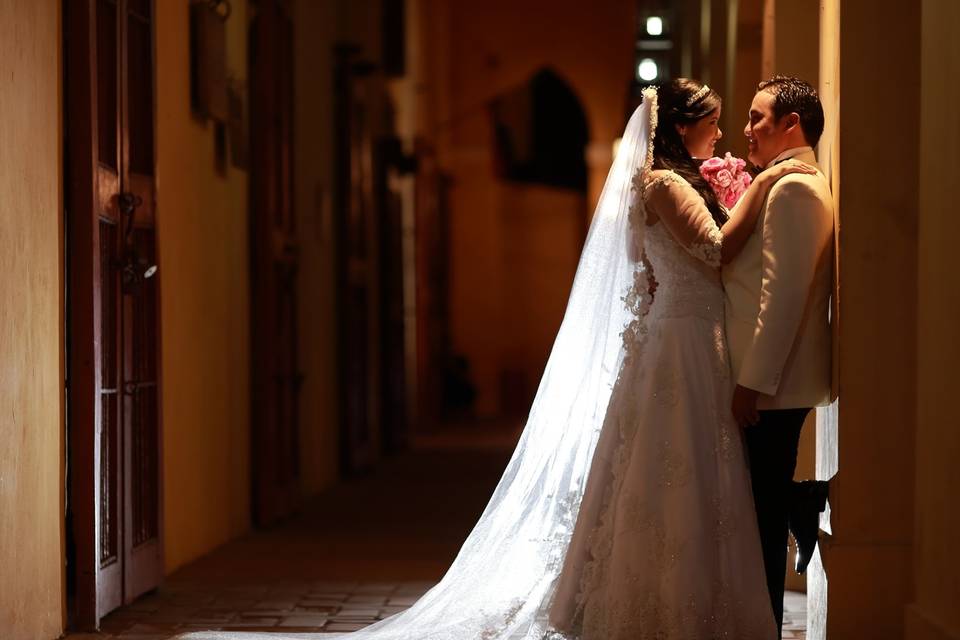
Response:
[759,0,819,86]
[155,1,252,573]
[497,185,584,413]
[0,1,65,637]
[727,0,763,161]
[821,1,919,636]
[421,0,636,415]
[908,2,960,638]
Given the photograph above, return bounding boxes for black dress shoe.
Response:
[788,480,829,574]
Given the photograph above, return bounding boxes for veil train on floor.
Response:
[182,88,657,640]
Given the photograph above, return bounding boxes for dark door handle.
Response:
[114,192,157,290]
[117,192,142,216]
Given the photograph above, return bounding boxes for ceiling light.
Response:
[638,58,658,82]
[646,16,664,36]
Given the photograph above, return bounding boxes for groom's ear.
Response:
[783,112,801,133]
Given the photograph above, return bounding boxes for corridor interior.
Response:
[64,423,808,639]
[4,1,958,639]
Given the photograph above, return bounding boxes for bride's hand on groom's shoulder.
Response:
[758,159,818,186]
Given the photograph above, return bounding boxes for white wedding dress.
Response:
[547,170,777,639]
[181,89,775,640]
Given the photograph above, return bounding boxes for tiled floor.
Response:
[70,579,434,637]
[66,423,806,639]
[783,591,808,639]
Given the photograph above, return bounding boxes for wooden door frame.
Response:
[65,1,103,626]
[64,0,163,629]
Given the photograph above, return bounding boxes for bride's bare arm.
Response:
[719,160,817,264]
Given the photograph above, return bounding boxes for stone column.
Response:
[908,2,960,639]
[761,0,820,84]
[817,1,920,637]
[727,0,762,160]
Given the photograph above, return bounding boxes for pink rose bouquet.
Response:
[699,152,752,208]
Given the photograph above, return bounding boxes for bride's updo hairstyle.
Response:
[652,78,727,225]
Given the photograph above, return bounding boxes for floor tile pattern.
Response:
[65,425,806,639]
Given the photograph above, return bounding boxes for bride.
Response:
[183,80,812,640]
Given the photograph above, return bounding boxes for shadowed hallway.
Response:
[65,423,808,639]
[4,1,958,638]
[66,425,520,637]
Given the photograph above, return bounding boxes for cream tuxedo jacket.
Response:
[723,147,834,410]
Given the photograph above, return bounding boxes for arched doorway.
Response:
[491,68,590,193]
[485,68,591,416]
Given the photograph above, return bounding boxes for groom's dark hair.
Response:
[757,75,825,148]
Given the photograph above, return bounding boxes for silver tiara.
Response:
[686,84,710,106]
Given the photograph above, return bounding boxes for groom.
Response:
[723,76,834,636]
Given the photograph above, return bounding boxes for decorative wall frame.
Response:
[189,0,231,121]
[227,76,249,170]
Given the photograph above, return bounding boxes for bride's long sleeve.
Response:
[643,171,723,268]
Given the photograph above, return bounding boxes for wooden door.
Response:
[249,0,301,526]
[414,147,453,430]
[334,45,377,474]
[65,0,162,629]
[333,50,411,468]
[376,143,407,453]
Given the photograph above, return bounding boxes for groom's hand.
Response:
[732,384,761,428]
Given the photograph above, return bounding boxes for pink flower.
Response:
[722,189,740,208]
[699,152,752,208]
[716,169,733,189]
[701,156,726,172]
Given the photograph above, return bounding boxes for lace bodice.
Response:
[642,222,723,321]
[639,171,724,322]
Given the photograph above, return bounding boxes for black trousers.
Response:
[743,407,809,638]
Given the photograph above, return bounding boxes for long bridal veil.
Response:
[184,88,657,640]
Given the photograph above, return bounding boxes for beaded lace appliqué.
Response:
[618,87,659,379]
[572,88,659,634]
[642,171,724,269]
[689,224,723,267]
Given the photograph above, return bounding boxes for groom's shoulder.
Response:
[768,171,831,204]
[765,173,833,225]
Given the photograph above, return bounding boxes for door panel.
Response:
[95,0,125,615]
[120,0,161,600]
[97,211,123,616]
[96,0,119,172]
[67,0,162,628]
[125,3,154,176]
[250,0,301,526]
[123,223,160,599]
[334,46,376,474]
